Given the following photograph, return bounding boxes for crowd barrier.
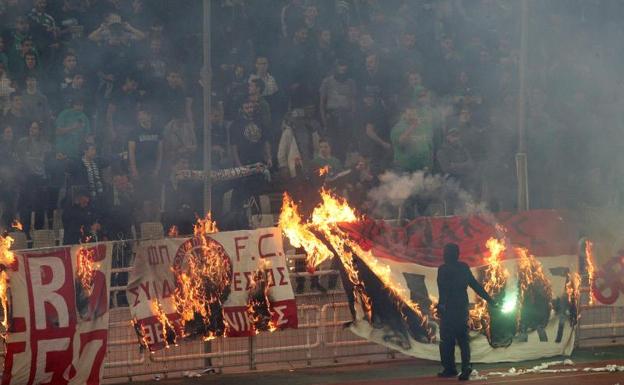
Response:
[0,239,621,383]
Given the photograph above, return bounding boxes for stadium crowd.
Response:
[0,0,621,244]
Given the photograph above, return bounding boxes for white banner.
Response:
[2,243,112,385]
[348,254,578,363]
[127,228,298,351]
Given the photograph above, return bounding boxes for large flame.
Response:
[0,235,15,339]
[279,189,434,340]
[468,237,508,336]
[152,299,177,348]
[246,260,278,333]
[516,247,553,327]
[171,213,230,340]
[583,240,596,305]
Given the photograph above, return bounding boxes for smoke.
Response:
[367,171,490,219]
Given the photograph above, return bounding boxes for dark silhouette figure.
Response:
[436,243,496,380]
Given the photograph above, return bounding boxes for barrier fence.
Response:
[1,239,622,383]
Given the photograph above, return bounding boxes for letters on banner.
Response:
[342,211,581,363]
[2,244,111,385]
[127,227,298,351]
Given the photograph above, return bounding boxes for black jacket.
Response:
[437,260,493,319]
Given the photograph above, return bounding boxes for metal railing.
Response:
[0,239,621,383]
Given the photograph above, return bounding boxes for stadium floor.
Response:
[128,346,624,385]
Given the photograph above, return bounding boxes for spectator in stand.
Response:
[281,25,318,108]
[391,105,433,173]
[88,13,146,44]
[248,78,272,143]
[66,142,108,211]
[16,50,42,83]
[357,53,391,105]
[56,52,78,94]
[159,68,193,127]
[3,93,29,137]
[229,99,272,227]
[316,28,336,78]
[135,38,167,88]
[8,37,38,78]
[28,0,59,61]
[280,0,304,39]
[398,70,425,110]
[437,126,477,200]
[106,72,142,154]
[16,120,52,234]
[128,108,163,205]
[341,24,361,70]
[55,97,90,160]
[302,5,320,36]
[60,71,89,112]
[358,90,392,173]
[163,111,197,172]
[277,109,319,188]
[224,63,248,121]
[0,125,19,228]
[62,188,101,244]
[249,56,279,97]
[319,59,356,161]
[102,164,136,240]
[21,75,50,129]
[311,137,342,175]
[391,30,425,77]
[163,156,201,236]
[0,62,14,113]
[7,18,35,75]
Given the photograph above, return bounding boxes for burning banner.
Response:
[1,241,111,385]
[280,191,582,362]
[127,225,297,352]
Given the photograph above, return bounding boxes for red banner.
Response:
[2,244,111,385]
[341,210,579,267]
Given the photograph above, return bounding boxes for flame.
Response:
[279,189,434,340]
[171,213,230,340]
[516,247,553,326]
[565,272,581,325]
[194,212,218,236]
[76,246,98,295]
[584,240,596,305]
[10,220,22,231]
[469,237,509,337]
[0,235,15,339]
[318,165,329,176]
[151,300,176,348]
[168,225,179,237]
[246,260,278,333]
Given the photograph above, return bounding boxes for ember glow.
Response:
[168,225,179,237]
[0,235,15,339]
[76,246,98,295]
[279,189,434,341]
[469,237,509,336]
[583,240,597,305]
[318,165,329,176]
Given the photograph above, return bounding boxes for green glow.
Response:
[501,291,518,314]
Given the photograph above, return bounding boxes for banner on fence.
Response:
[341,210,580,363]
[2,243,112,385]
[127,227,298,351]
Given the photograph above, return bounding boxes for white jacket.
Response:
[277,127,319,178]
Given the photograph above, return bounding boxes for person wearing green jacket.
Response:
[55,98,90,159]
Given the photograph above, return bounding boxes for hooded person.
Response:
[436,242,497,380]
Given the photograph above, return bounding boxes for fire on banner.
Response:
[127,227,298,352]
[339,211,581,362]
[2,243,111,385]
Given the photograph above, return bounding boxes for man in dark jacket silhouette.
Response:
[437,242,496,380]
